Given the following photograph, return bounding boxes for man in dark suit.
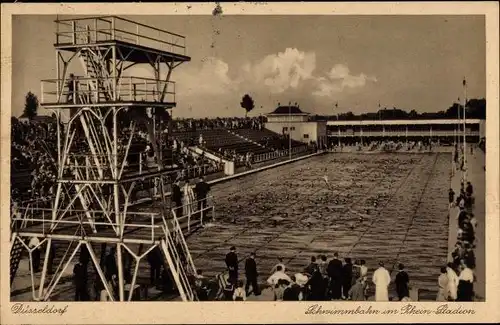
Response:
[327,252,343,300]
[73,261,88,301]
[225,246,238,286]
[245,252,260,296]
[171,181,183,217]
[195,177,211,220]
[342,257,353,299]
[147,246,162,288]
[395,263,410,301]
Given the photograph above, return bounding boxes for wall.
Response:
[479,120,486,138]
[265,121,325,145]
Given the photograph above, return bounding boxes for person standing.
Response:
[327,252,343,300]
[341,258,353,299]
[104,247,118,281]
[28,236,41,273]
[194,176,211,221]
[66,73,76,103]
[466,182,473,196]
[47,241,56,275]
[372,261,391,301]
[448,188,455,209]
[244,252,260,296]
[446,262,459,301]
[360,259,368,282]
[318,255,328,278]
[395,263,410,301]
[306,268,325,301]
[182,180,195,217]
[436,267,449,301]
[457,262,475,301]
[73,261,88,301]
[79,245,90,279]
[147,246,162,288]
[225,246,239,286]
[305,256,319,276]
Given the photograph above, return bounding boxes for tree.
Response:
[240,94,255,117]
[23,91,39,119]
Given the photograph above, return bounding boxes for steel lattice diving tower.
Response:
[10,16,205,302]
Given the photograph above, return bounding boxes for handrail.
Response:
[55,16,185,39]
[54,16,186,55]
[41,76,176,84]
[113,28,184,50]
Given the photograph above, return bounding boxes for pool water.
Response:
[187,152,451,298]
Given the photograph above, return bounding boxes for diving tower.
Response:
[10,16,211,302]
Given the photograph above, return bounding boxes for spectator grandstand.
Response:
[10,115,311,204]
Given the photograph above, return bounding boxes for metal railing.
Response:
[41,76,175,104]
[251,145,308,164]
[55,16,187,56]
[171,195,215,233]
[12,208,163,242]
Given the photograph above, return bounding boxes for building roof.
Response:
[326,119,484,126]
[267,105,309,115]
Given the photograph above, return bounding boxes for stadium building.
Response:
[326,118,485,145]
[265,104,328,148]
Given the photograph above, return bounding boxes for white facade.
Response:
[267,114,309,123]
[265,121,327,147]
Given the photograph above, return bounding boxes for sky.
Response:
[11,15,486,118]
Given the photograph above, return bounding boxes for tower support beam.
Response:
[13,15,195,302]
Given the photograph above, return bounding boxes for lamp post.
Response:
[457,97,460,146]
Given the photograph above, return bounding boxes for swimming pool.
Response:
[187,152,451,299]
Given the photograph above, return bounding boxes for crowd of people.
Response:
[11,118,58,203]
[183,248,410,302]
[443,178,477,302]
[171,116,266,132]
[327,140,436,153]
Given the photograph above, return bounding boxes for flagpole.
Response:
[335,102,339,147]
[289,102,292,160]
[463,78,467,183]
[457,98,460,147]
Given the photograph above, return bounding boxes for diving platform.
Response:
[40,76,177,108]
[54,16,191,63]
[12,196,215,245]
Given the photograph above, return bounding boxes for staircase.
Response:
[10,205,32,285]
[159,226,197,301]
[78,49,113,103]
[10,234,25,285]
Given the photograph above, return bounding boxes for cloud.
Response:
[312,64,377,97]
[177,57,235,96]
[167,50,375,108]
[241,48,316,93]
